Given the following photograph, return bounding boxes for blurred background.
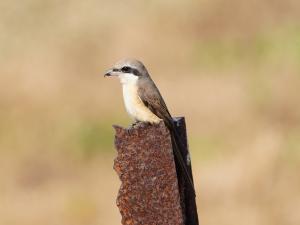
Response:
[0,0,300,224]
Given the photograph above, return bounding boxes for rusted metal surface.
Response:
[113,118,198,225]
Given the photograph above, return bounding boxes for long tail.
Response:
[168,122,196,197]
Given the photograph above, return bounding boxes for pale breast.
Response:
[122,83,161,123]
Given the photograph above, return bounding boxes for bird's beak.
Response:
[104,69,112,77]
[104,68,118,77]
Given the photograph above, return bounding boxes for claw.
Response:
[131,121,140,127]
[126,128,133,135]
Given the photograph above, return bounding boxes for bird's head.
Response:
[104,58,149,84]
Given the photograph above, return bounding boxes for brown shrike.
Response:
[104,58,195,195]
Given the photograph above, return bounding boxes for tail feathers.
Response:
[169,127,196,197]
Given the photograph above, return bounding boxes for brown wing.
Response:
[137,78,173,127]
[138,78,196,194]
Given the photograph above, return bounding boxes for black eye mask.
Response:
[121,66,140,76]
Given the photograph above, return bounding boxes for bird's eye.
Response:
[121,66,131,73]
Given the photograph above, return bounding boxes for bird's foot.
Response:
[131,121,151,129]
[126,121,140,135]
[125,128,133,135]
[131,121,140,127]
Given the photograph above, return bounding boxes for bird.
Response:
[104,58,195,195]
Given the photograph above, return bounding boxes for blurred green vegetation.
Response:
[284,129,300,165]
[190,135,227,162]
[194,25,300,70]
[72,120,116,159]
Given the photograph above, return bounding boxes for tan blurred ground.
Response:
[0,0,300,224]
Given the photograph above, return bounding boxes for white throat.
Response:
[118,73,138,85]
[118,73,161,124]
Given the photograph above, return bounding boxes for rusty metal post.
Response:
[113,117,198,225]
